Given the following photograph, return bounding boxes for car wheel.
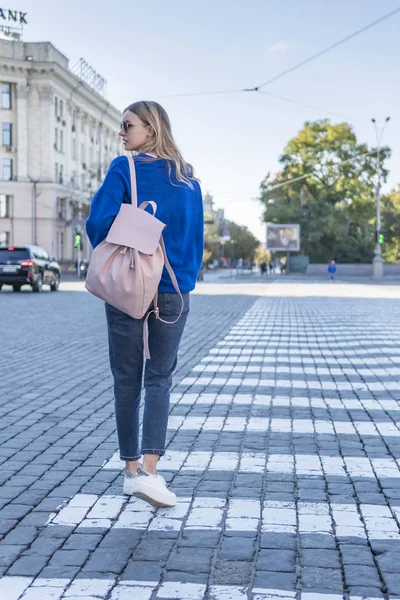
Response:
[50,273,60,292]
[32,273,43,293]
[13,285,22,292]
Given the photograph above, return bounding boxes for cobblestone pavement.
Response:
[1,279,400,600]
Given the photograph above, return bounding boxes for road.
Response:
[1,278,400,599]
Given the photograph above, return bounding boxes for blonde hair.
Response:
[124,100,197,188]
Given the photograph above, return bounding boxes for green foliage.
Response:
[204,213,221,261]
[382,186,400,262]
[204,216,259,263]
[224,221,259,262]
[254,245,271,265]
[260,120,391,263]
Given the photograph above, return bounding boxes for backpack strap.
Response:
[142,236,185,360]
[126,154,138,207]
[157,236,185,325]
[139,200,158,215]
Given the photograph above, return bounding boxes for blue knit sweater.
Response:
[86,154,204,294]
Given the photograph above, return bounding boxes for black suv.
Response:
[0,246,61,293]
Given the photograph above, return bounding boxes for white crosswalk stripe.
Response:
[46,493,400,540]
[165,414,400,436]
[102,450,400,479]
[170,392,400,411]
[178,376,400,392]
[0,576,387,600]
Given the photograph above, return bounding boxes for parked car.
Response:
[0,246,61,293]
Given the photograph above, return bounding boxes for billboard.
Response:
[266,224,300,252]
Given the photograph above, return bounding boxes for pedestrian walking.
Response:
[86,101,204,508]
[328,259,337,281]
[260,262,267,276]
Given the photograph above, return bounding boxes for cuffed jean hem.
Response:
[141,449,165,457]
[120,454,142,461]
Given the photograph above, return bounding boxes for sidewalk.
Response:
[215,269,400,286]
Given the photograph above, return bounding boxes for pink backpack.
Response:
[85,154,183,358]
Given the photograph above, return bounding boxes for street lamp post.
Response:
[371,117,390,279]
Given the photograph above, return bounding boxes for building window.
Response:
[57,197,66,220]
[55,128,58,151]
[0,194,11,218]
[1,83,12,109]
[72,138,77,160]
[55,162,59,182]
[0,231,10,245]
[2,123,12,146]
[57,231,64,260]
[59,164,64,184]
[2,158,12,181]
[55,97,64,120]
[60,130,64,153]
[2,123,12,147]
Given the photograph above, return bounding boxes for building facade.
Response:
[203,192,225,227]
[0,39,121,261]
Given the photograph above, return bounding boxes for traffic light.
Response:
[74,233,81,250]
[378,232,384,244]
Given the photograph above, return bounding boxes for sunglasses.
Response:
[120,120,144,133]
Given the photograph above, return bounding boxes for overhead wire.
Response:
[253,6,400,90]
[257,90,361,123]
[163,7,399,99]
[158,7,400,122]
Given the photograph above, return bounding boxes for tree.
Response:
[204,211,260,265]
[202,249,213,266]
[203,211,220,262]
[223,221,259,263]
[254,245,271,265]
[259,120,391,263]
[381,186,400,262]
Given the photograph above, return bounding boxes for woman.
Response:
[86,101,204,508]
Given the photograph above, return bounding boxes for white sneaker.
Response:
[122,463,143,496]
[128,467,177,508]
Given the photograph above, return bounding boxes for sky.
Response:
[7,0,400,243]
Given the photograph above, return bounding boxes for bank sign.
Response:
[0,8,27,24]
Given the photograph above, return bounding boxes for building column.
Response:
[16,82,28,181]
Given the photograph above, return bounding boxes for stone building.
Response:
[0,39,121,260]
[202,191,225,227]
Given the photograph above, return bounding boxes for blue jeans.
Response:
[105,292,190,461]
